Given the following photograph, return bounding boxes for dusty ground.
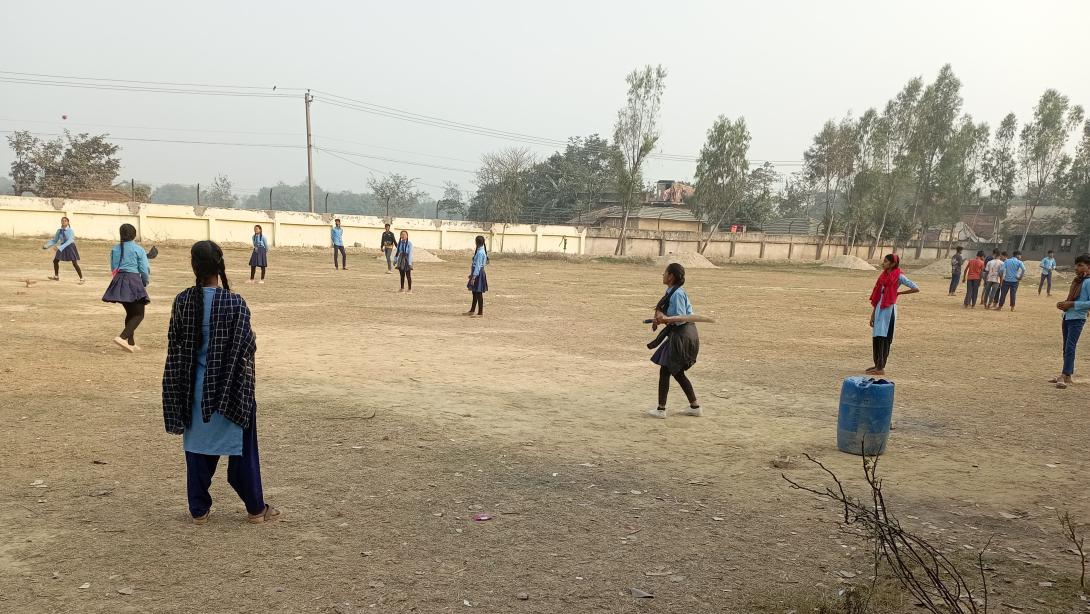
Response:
[1,237,1087,613]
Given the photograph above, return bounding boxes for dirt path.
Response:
[0,238,1086,612]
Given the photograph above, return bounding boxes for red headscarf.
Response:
[869,254,902,308]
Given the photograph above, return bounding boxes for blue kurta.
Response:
[872,274,917,338]
[183,287,244,456]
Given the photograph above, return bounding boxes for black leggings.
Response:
[399,269,412,290]
[120,302,146,346]
[53,258,82,279]
[658,366,697,408]
[250,266,266,280]
[871,311,896,370]
[469,292,484,315]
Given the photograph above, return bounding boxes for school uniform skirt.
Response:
[467,268,488,293]
[55,244,80,262]
[102,271,150,304]
[249,247,268,268]
[650,323,699,374]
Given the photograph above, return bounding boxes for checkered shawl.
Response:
[162,287,257,434]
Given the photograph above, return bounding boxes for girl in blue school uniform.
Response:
[42,216,84,283]
[101,224,151,353]
[162,240,279,525]
[247,224,269,284]
[395,230,414,292]
[647,263,702,419]
[866,253,920,376]
[465,235,488,317]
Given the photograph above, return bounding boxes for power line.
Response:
[318,149,448,191]
[0,76,294,98]
[314,146,474,174]
[0,69,303,92]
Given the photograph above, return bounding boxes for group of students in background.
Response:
[949,246,1028,311]
[944,244,1088,388]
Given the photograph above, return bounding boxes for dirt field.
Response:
[1,237,1087,613]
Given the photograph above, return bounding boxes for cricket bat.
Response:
[643,315,717,324]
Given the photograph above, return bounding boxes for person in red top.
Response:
[962,250,986,308]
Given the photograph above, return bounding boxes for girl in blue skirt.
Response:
[162,240,279,525]
[465,235,488,317]
[248,225,269,284]
[43,216,84,283]
[101,223,150,353]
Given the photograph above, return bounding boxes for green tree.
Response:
[611,65,667,255]
[737,162,778,228]
[150,183,198,205]
[805,117,858,258]
[368,173,425,218]
[981,113,1018,234]
[774,172,812,219]
[692,115,751,254]
[1065,121,1090,252]
[7,129,121,197]
[935,116,989,251]
[908,64,963,256]
[436,181,467,219]
[524,135,615,225]
[472,147,536,249]
[203,174,238,208]
[1017,89,1085,250]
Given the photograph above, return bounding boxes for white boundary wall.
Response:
[0,195,587,254]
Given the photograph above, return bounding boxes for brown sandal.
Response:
[247,504,281,524]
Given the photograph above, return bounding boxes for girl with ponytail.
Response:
[162,240,279,525]
[101,223,150,352]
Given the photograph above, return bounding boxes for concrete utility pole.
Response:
[305,92,315,213]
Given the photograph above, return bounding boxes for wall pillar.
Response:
[439,226,447,250]
[788,241,794,260]
[207,216,215,241]
[729,239,736,258]
[759,240,766,259]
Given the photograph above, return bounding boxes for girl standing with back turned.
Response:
[465,235,488,317]
[162,241,279,525]
[101,223,150,353]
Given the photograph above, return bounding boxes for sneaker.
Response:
[246,280,255,284]
[258,280,265,285]
[647,408,666,419]
[679,406,703,417]
[113,337,135,353]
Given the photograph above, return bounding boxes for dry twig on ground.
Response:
[782,452,990,613]
[1059,511,1087,590]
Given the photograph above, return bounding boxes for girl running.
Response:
[248,224,268,284]
[101,223,150,353]
[647,263,702,419]
[43,216,84,283]
[465,235,488,317]
[867,254,919,376]
[162,240,279,525]
[395,230,414,293]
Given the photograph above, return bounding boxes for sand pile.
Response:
[822,254,876,271]
[914,259,955,276]
[375,248,444,263]
[654,252,718,269]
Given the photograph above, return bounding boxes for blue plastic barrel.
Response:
[837,376,895,455]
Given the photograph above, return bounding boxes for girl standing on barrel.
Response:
[162,240,279,525]
[101,223,150,353]
[647,263,702,419]
[395,230,414,293]
[465,235,488,317]
[43,216,84,283]
[867,253,919,376]
[248,224,268,284]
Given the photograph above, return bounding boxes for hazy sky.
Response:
[2,0,1088,199]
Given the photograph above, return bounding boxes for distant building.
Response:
[761,217,819,235]
[570,204,704,233]
[1005,219,1079,260]
[69,186,132,203]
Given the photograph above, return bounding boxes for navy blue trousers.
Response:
[185,417,265,517]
